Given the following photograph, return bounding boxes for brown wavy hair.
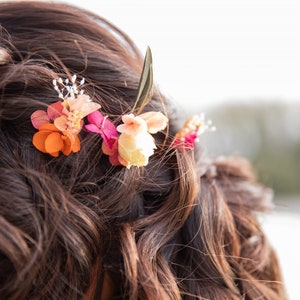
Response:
[0,2,286,299]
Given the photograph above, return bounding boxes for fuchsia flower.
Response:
[172,115,215,150]
[85,111,119,149]
[85,111,122,165]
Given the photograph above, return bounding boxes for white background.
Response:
[61,0,300,111]
[47,1,300,298]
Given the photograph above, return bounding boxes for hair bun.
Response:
[0,47,11,65]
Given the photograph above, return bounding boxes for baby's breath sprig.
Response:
[52,74,85,100]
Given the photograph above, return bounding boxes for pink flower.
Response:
[117,114,148,135]
[54,94,101,134]
[117,112,168,135]
[139,111,168,134]
[31,101,64,129]
[85,111,118,149]
[172,133,199,150]
[172,115,214,150]
[62,94,100,118]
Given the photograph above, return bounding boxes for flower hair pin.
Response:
[85,47,168,168]
[31,48,168,168]
[31,75,101,156]
[172,114,215,150]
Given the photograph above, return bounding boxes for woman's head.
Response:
[0,2,285,299]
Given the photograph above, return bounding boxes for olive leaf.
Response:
[133,46,153,114]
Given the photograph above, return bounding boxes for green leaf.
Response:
[133,46,153,114]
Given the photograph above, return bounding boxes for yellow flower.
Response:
[118,132,156,168]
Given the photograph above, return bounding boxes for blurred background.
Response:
[55,0,299,298]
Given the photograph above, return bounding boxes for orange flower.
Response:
[32,123,80,157]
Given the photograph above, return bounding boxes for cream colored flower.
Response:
[118,132,156,168]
